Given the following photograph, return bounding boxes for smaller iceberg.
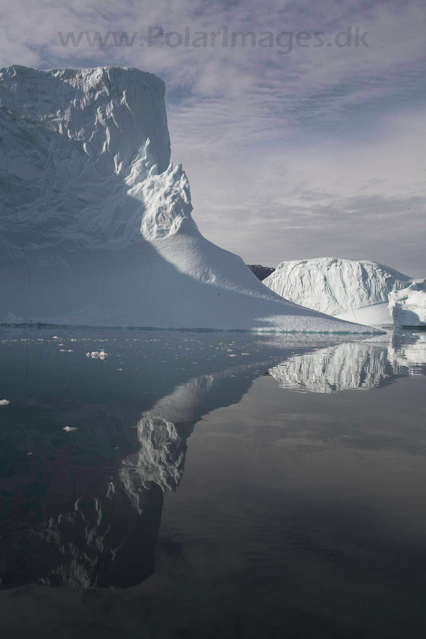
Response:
[263,258,411,326]
[389,280,426,327]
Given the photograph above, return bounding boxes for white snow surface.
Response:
[389,280,426,327]
[0,66,379,333]
[264,258,411,325]
[335,302,392,326]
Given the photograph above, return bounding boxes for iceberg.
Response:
[389,280,426,327]
[264,257,411,326]
[0,65,378,333]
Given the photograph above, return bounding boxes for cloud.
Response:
[184,107,426,276]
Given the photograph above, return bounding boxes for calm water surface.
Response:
[0,327,425,638]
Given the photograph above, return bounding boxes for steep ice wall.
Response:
[0,66,379,333]
[0,65,170,248]
[264,258,411,324]
[389,280,426,327]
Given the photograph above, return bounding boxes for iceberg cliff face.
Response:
[389,280,426,327]
[264,258,411,325]
[0,66,170,248]
[0,66,378,333]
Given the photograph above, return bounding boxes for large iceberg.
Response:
[389,280,426,327]
[0,65,378,333]
[264,258,411,326]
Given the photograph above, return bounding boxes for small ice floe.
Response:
[86,350,108,359]
[63,426,78,432]
[0,399,10,406]
[59,349,74,353]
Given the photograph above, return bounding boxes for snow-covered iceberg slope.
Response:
[264,258,411,326]
[389,280,426,327]
[0,66,377,333]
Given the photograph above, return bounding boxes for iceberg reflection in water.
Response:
[269,331,426,393]
[0,328,425,591]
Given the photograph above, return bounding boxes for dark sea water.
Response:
[0,327,426,638]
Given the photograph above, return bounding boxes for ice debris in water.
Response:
[86,351,108,359]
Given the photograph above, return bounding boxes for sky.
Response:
[1,0,425,275]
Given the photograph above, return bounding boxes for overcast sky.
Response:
[1,0,425,275]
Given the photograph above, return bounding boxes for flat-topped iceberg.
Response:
[0,66,378,333]
[264,257,411,326]
[389,280,426,327]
